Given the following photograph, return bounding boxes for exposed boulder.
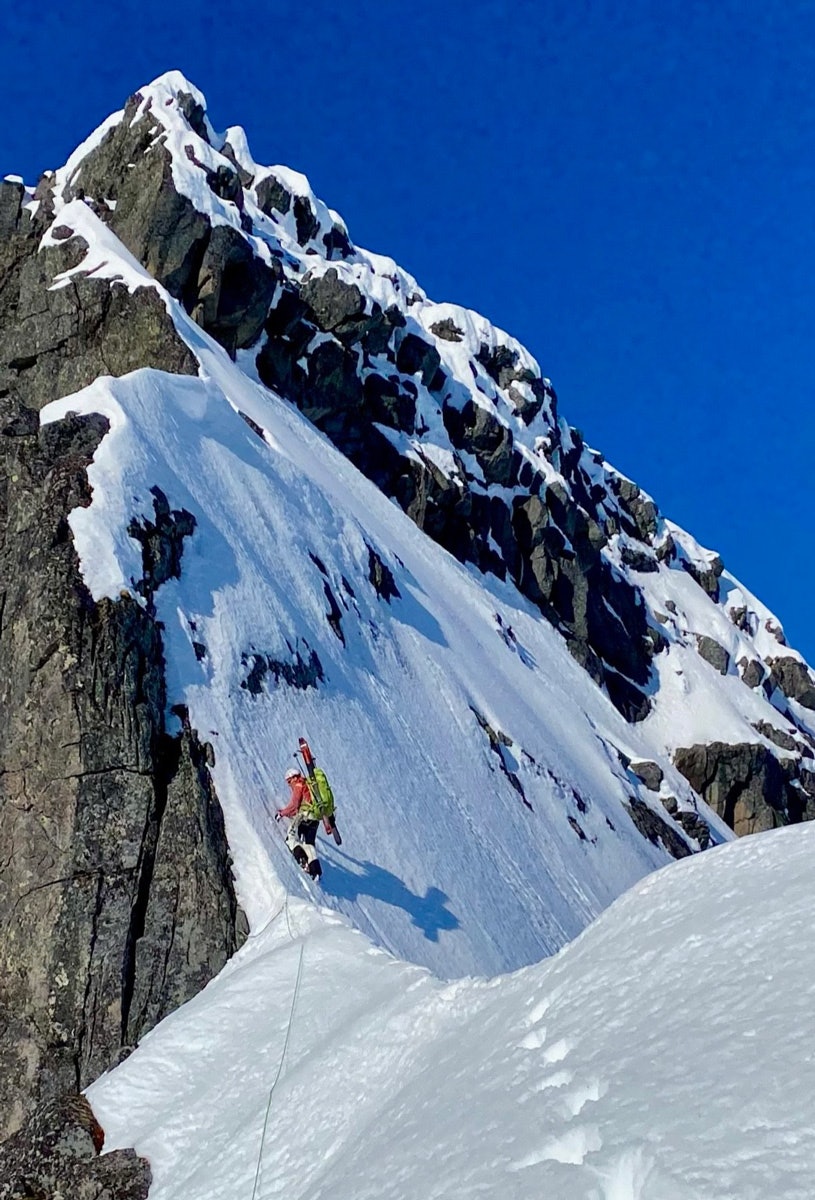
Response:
[765,618,787,645]
[395,331,442,388]
[430,317,464,342]
[739,657,765,689]
[128,486,196,606]
[301,267,366,334]
[685,553,724,601]
[240,642,323,694]
[753,720,799,753]
[620,543,659,572]
[443,398,515,487]
[630,760,664,791]
[623,796,691,859]
[674,809,711,850]
[696,635,730,675]
[729,605,755,634]
[611,477,658,542]
[255,172,292,216]
[645,624,669,655]
[673,742,809,836]
[767,656,815,710]
[474,341,550,423]
[323,222,354,260]
[603,670,651,724]
[293,194,320,245]
[362,373,417,430]
[367,544,401,603]
[221,140,255,189]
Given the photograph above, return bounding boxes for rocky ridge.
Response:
[28,72,815,835]
[0,136,246,1138]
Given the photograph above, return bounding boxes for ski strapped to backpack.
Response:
[298,738,342,845]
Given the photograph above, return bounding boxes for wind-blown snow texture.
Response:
[89,823,815,1199]
[41,193,724,978]
[17,71,815,1196]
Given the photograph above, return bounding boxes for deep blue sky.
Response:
[3,1,814,658]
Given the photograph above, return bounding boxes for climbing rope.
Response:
[250,890,303,1200]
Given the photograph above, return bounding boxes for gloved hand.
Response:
[274,810,283,822]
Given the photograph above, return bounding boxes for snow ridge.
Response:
[88,821,815,1199]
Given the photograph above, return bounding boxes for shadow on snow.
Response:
[321,847,460,943]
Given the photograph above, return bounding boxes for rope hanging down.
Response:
[250,936,304,1200]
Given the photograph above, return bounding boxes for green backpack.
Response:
[304,768,335,820]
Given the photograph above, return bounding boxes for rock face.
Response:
[0,182,197,412]
[696,635,730,676]
[768,656,815,710]
[0,1094,150,1200]
[0,179,245,1135]
[256,267,655,721]
[31,82,657,723]
[673,742,813,836]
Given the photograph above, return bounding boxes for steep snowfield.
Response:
[42,200,724,977]
[87,821,815,1200]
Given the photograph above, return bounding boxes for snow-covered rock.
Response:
[1,72,814,1186]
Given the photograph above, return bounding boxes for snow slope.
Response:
[87,820,815,1200]
[42,198,724,978]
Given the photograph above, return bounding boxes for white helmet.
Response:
[285,767,299,780]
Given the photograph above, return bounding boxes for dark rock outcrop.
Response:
[753,720,800,753]
[128,486,196,606]
[0,1094,150,1200]
[367,544,401,603]
[443,398,515,486]
[677,812,709,848]
[767,656,815,710]
[0,182,197,414]
[430,317,464,342]
[611,477,658,543]
[240,641,324,694]
[0,169,245,1139]
[55,91,276,358]
[630,760,664,792]
[623,796,691,859]
[739,657,765,689]
[619,543,659,572]
[673,742,812,836]
[696,635,730,675]
[190,224,278,354]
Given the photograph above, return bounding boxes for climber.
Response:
[276,767,322,878]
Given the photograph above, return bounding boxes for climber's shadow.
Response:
[321,847,459,942]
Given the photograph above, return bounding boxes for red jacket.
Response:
[278,774,333,833]
[278,775,311,819]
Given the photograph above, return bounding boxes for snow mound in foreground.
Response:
[89,821,815,1200]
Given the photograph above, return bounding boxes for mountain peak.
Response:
[2,74,815,1167]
